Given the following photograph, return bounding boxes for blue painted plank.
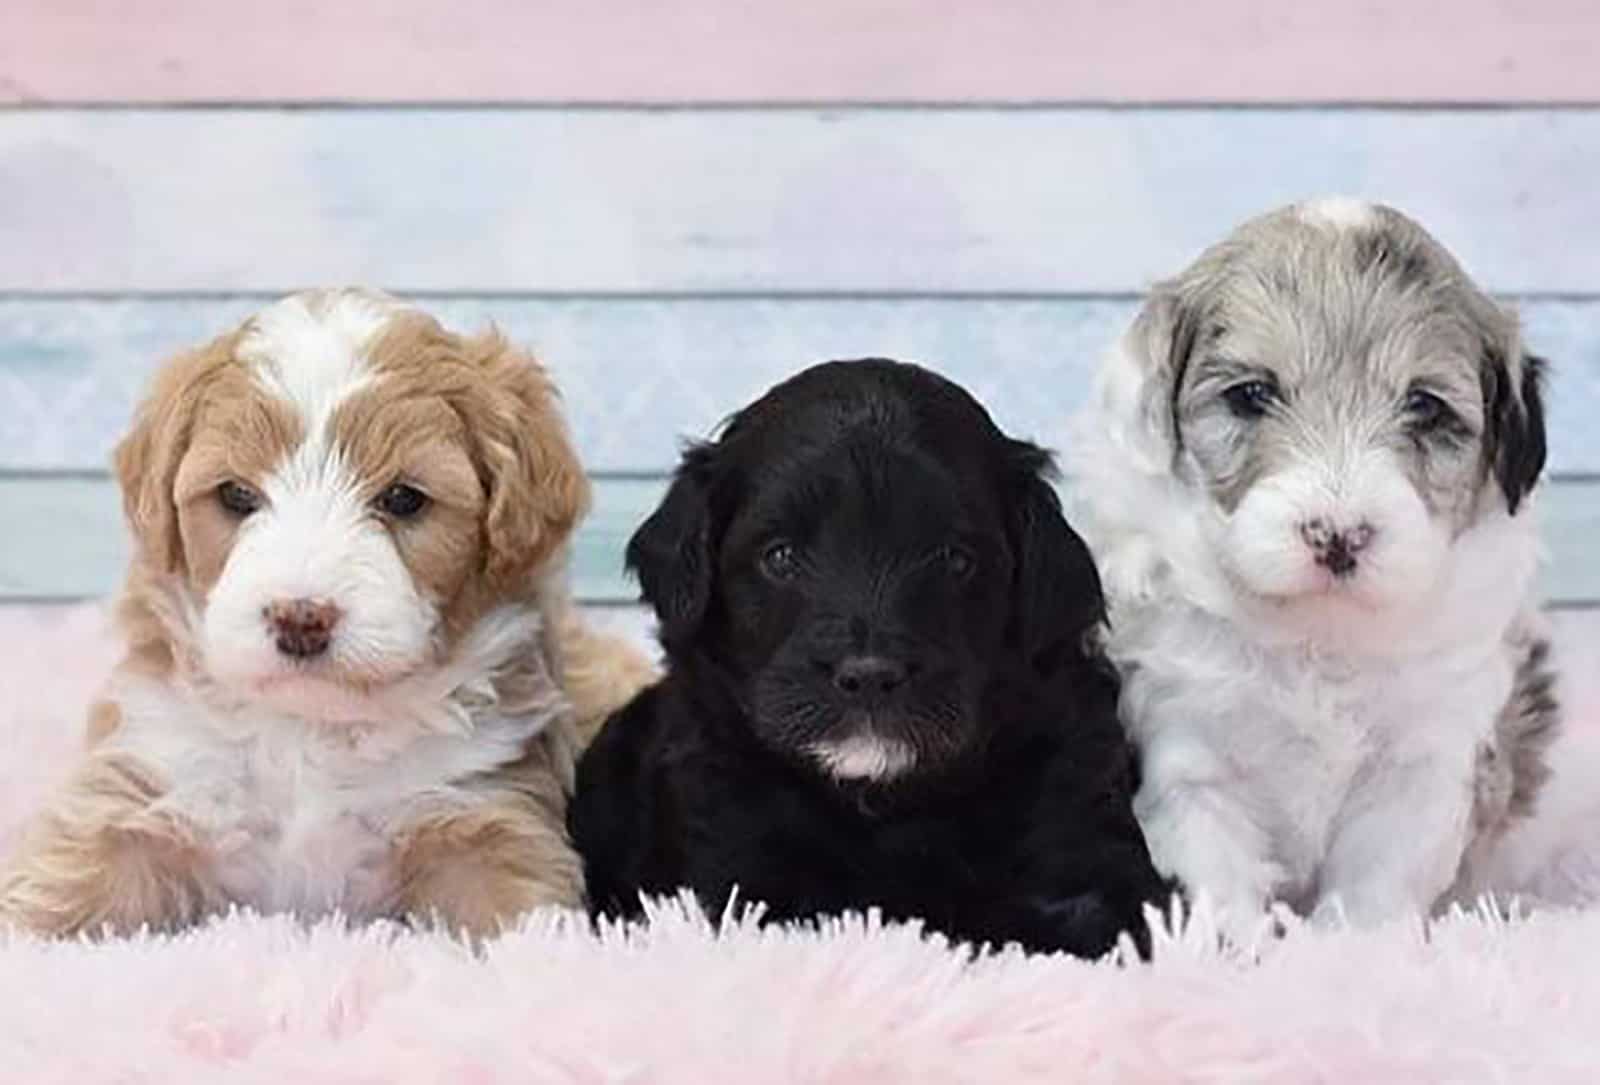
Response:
[2,108,1598,293]
[1,474,1595,606]
[3,297,1598,473]
[0,474,665,604]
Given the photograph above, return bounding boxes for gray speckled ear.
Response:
[1129,286,1206,464]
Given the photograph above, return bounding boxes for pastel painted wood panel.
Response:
[3,296,1597,474]
[3,0,1597,104]
[0,474,665,604]
[2,475,1596,607]
[4,109,1600,293]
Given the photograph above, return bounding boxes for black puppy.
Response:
[570,360,1167,956]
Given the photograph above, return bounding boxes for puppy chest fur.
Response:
[588,686,1161,952]
[1120,604,1519,913]
[101,674,557,916]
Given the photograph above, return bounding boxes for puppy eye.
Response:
[374,483,429,520]
[216,480,262,518]
[1222,379,1280,419]
[1404,387,1454,431]
[937,545,977,579]
[759,541,802,582]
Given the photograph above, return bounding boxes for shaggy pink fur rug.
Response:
[3,604,1600,1083]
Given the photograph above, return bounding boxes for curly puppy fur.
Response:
[1071,199,1558,933]
[571,359,1169,957]
[0,289,653,939]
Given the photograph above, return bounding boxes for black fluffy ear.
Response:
[1007,440,1108,676]
[1484,352,1548,515]
[625,443,719,649]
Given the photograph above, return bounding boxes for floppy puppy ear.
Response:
[1483,350,1548,515]
[1116,286,1204,460]
[625,443,718,649]
[113,336,234,575]
[466,332,591,587]
[1007,440,1109,676]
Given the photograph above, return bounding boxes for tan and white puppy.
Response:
[1072,200,1558,933]
[0,289,654,938]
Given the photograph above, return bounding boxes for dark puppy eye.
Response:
[759,540,802,582]
[937,545,976,579]
[375,483,429,520]
[1404,387,1454,431]
[216,480,262,518]
[1222,379,1279,419]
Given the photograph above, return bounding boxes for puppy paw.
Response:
[1310,882,1431,929]
[1018,891,1152,958]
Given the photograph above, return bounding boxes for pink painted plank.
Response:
[2,0,1597,104]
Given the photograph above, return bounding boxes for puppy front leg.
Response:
[1136,774,1283,941]
[1316,759,1473,926]
[391,810,584,939]
[390,752,585,940]
[0,753,219,937]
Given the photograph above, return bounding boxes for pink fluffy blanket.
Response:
[4,605,1600,1083]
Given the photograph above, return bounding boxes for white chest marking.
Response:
[1118,604,1508,899]
[105,674,550,917]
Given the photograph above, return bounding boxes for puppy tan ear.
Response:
[113,336,233,575]
[1482,347,1548,515]
[466,332,591,588]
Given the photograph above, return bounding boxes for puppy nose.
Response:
[1299,519,1376,578]
[264,598,341,658]
[832,655,909,698]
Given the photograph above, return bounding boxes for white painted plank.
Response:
[2,474,1595,606]
[3,109,1599,294]
[3,297,1597,473]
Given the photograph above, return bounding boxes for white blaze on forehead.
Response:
[1296,197,1377,231]
[200,289,439,710]
[237,289,408,434]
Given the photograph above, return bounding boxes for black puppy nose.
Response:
[1299,519,1376,578]
[832,655,908,697]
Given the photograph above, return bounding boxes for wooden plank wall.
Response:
[4,1,1597,104]
[1,2,1596,625]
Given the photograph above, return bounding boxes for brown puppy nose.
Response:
[264,599,342,658]
[1299,519,1376,578]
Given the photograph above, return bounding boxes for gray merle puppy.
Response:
[1071,199,1557,938]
